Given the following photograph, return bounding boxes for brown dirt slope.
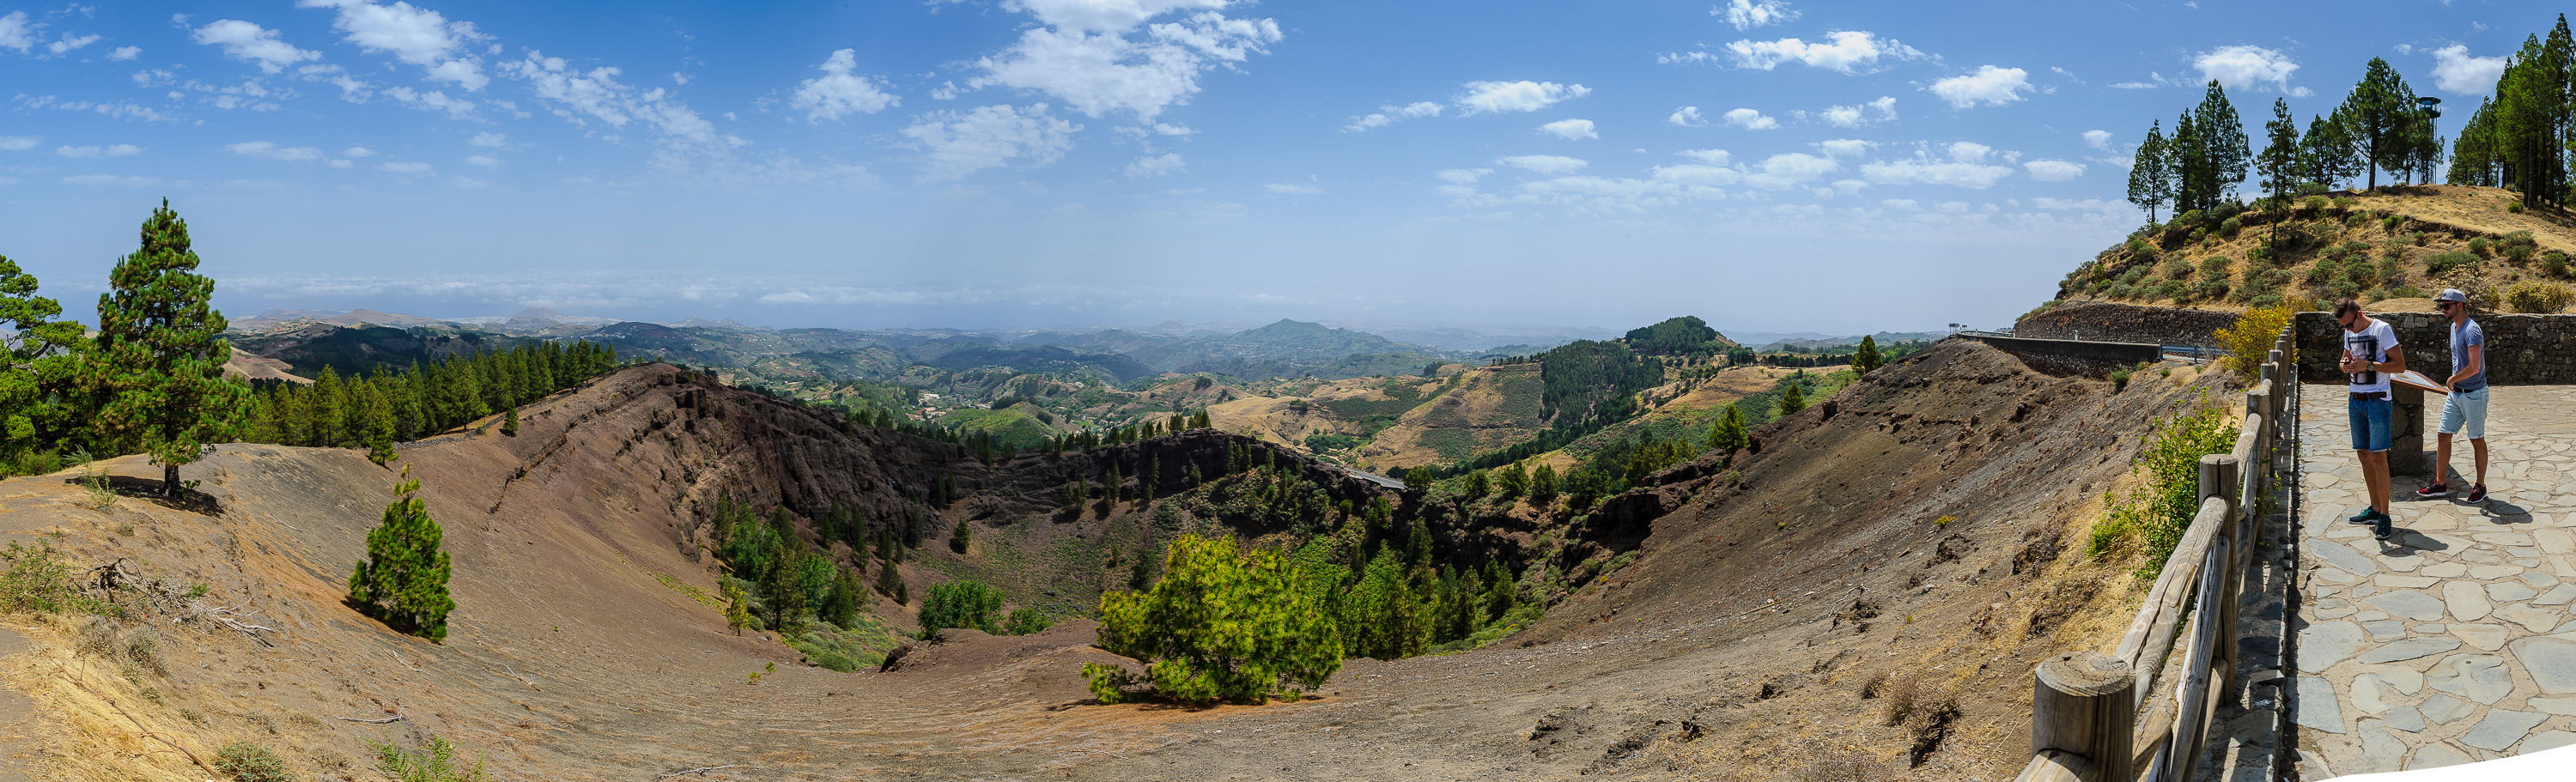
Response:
[0,344,2233,781]
[1356,363,1545,470]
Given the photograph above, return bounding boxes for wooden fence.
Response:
[2014,326,2296,782]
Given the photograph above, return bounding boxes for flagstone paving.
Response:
[2292,384,2576,777]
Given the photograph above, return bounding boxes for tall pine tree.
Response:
[88,200,250,496]
[0,258,88,461]
[2336,58,2424,191]
[2300,112,2362,191]
[2257,98,2304,204]
[2125,120,2175,221]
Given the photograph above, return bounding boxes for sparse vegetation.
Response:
[373,737,489,782]
[918,579,1005,636]
[214,742,296,782]
[2215,306,2293,380]
[2085,394,2239,577]
[2505,282,2575,313]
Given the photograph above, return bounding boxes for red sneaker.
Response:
[2466,484,2487,502]
[2414,482,2447,498]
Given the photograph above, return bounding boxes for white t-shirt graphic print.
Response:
[2343,318,2398,395]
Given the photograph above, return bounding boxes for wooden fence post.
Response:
[2034,652,2137,781]
[2201,453,2245,709]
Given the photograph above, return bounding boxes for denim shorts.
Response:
[2348,397,2392,452]
[2439,386,2489,439]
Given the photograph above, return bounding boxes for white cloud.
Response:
[1344,100,1441,132]
[226,141,325,161]
[106,45,138,60]
[1746,152,1836,189]
[1497,155,1587,175]
[342,145,376,157]
[301,0,490,90]
[383,85,477,118]
[1674,149,1731,165]
[1455,80,1589,114]
[1814,138,1873,157]
[1124,152,1184,177]
[2194,45,2302,95]
[2023,159,2085,181]
[1265,182,1322,195]
[191,19,322,74]
[1538,118,1596,140]
[2427,44,2506,94]
[465,154,501,167]
[0,136,39,150]
[47,33,100,55]
[969,7,1283,120]
[501,50,740,157]
[378,161,434,175]
[1722,107,1777,130]
[1716,0,1799,31]
[1650,164,1740,187]
[1814,95,1898,128]
[900,103,1080,181]
[55,143,141,158]
[1713,31,1923,73]
[467,131,505,148]
[1929,65,2031,109]
[452,176,488,189]
[2082,130,2113,150]
[1860,142,2014,188]
[1668,106,1707,127]
[791,48,899,121]
[0,11,33,52]
[327,159,353,168]
[1434,167,1492,185]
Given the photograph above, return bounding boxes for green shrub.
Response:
[2155,279,2187,301]
[2426,251,2478,277]
[2499,231,2539,264]
[1088,534,1340,705]
[917,580,1005,636]
[0,543,82,615]
[1004,608,1052,635]
[2190,279,2231,302]
[2301,196,2331,212]
[2108,368,2133,392]
[2219,215,2243,238]
[2543,251,2571,277]
[215,742,295,782]
[2509,202,2526,214]
[2504,282,2576,313]
[2089,396,2239,577]
[2469,236,2492,257]
[373,737,486,782]
[347,478,454,641]
[2381,215,2401,231]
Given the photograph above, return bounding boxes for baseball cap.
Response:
[2434,288,2468,305]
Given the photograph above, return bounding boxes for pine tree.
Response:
[361,382,398,464]
[1088,534,1341,704]
[1708,403,1748,454]
[1777,383,1807,415]
[1851,335,1883,374]
[1528,464,1558,505]
[951,518,972,554]
[2494,27,2573,209]
[348,474,456,640]
[2300,113,2361,191]
[501,407,519,437]
[722,579,756,635]
[2125,120,2175,222]
[88,200,251,496]
[2173,81,2252,214]
[2336,58,2424,191]
[2449,97,2502,186]
[2257,98,2304,204]
[0,258,88,459]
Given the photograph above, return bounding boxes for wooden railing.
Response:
[2014,326,2296,782]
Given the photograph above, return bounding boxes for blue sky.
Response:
[0,1,2540,335]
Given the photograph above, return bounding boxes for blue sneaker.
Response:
[2371,512,2397,541]
[2348,507,2378,524]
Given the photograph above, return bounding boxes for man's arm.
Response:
[2451,343,2482,385]
[2379,344,2406,375]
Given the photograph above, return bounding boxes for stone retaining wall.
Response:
[2294,311,2576,385]
[2014,301,2242,348]
[1953,333,2161,367]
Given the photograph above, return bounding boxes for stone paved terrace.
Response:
[2292,384,2576,776]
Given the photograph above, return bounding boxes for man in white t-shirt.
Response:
[2336,300,2406,541]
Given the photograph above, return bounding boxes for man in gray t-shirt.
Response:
[2419,288,2490,502]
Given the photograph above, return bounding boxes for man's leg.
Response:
[2360,451,2391,513]
[2472,438,2488,486]
[2433,432,2455,487]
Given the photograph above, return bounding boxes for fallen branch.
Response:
[70,679,212,774]
[654,765,739,779]
[333,715,406,724]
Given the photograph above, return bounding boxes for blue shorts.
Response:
[2348,397,2392,452]
[2439,386,2489,440]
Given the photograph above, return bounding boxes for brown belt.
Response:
[2350,391,2387,400]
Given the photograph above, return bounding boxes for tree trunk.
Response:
[163,463,181,498]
